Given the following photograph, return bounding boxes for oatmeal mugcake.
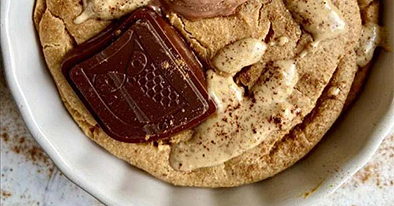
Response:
[34,0,386,187]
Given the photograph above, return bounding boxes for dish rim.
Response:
[1,0,393,205]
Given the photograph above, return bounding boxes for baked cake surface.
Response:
[34,0,380,187]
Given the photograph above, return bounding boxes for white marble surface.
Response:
[1,64,393,205]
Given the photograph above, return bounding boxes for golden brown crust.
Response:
[33,0,46,30]
[267,51,358,177]
[34,0,377,187]
[344,0,380,110]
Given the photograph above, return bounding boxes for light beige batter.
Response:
[75,0,150,23]
[356,22,387,67]
[284,0,348,46]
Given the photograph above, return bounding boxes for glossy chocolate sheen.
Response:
[62,8,216,143]
[162,0,248,20]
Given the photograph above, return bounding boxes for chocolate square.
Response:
[62,8,216,143]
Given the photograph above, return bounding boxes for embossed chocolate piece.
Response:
[62,8,216,143]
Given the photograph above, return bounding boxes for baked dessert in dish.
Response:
[34,0,387,187]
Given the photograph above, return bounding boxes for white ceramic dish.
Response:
[1,1,393,205]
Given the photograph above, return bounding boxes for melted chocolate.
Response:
[162,0,248,20]
[62,8,216,143]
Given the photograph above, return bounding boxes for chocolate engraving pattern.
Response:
[62,9,216,143]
